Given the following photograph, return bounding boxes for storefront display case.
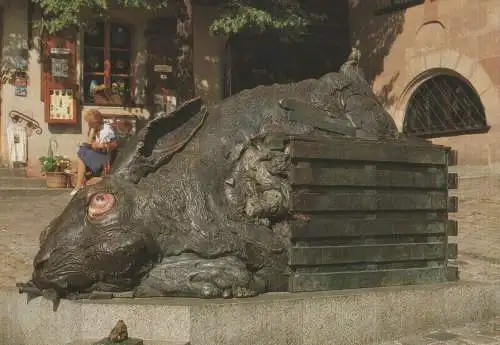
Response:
[42,32,79,125]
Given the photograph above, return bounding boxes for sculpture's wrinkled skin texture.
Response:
[23,55,401,300]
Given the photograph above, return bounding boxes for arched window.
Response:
[403,74,489,138]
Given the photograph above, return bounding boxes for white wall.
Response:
[192,5,225,103]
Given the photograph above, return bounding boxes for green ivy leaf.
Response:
[31,0,326,36]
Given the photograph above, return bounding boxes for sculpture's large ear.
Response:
[111,97,208,183]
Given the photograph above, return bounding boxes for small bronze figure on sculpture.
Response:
[92,320,143,345]
[17,50,403,304]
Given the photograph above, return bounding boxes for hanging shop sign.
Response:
[14,74,28,97]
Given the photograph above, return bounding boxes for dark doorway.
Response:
[403,74,489,138]
[222,0,350,98]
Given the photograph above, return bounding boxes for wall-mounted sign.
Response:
[48,88,74,120]
[51,58,69,78]
[50,47,71,55]
[14,75,27,97]
[153,64,172,73]
[154,92,177,115]
[375,0,424,15]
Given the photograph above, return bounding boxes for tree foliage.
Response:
[33,0,171,34]
[32,0,323,36]
[208,0,322,35]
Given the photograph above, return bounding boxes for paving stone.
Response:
[426,331,459,341]
[382,319,500,345]
[454,176,500,263]
[92,338,143,345]
[0,194,71,288]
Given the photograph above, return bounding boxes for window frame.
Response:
[403,74,490,138]
[82,21,136,106]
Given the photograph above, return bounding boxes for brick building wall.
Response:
[349,0,500,168]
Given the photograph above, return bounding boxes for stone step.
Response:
[0,187,71,198]
[0,176,46,189]
[0,167,27,177]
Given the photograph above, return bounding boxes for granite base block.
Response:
[92,338,143,345]
[0,281,498,345]
[495,283,500,314]
[65,339,189,345]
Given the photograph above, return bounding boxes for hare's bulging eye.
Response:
[88,192,116,219]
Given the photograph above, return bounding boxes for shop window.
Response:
[83,22,134,106]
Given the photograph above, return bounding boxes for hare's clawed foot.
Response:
[136,253,262,298]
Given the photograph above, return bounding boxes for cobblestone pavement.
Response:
[373,175,500,345]
[0,194,71,288]
[454,176,500,262]
[378,316,500,345]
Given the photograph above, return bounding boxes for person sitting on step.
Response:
[70,109,117,196]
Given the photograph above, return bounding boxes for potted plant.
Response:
[39,155,72,188]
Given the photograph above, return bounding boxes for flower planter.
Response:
[45,172,69,188]
[39,155,72,187]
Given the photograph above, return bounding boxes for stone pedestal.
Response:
[0,281,498,345]
[92,339,143,345]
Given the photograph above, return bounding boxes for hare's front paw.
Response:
[135,253,260,298]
